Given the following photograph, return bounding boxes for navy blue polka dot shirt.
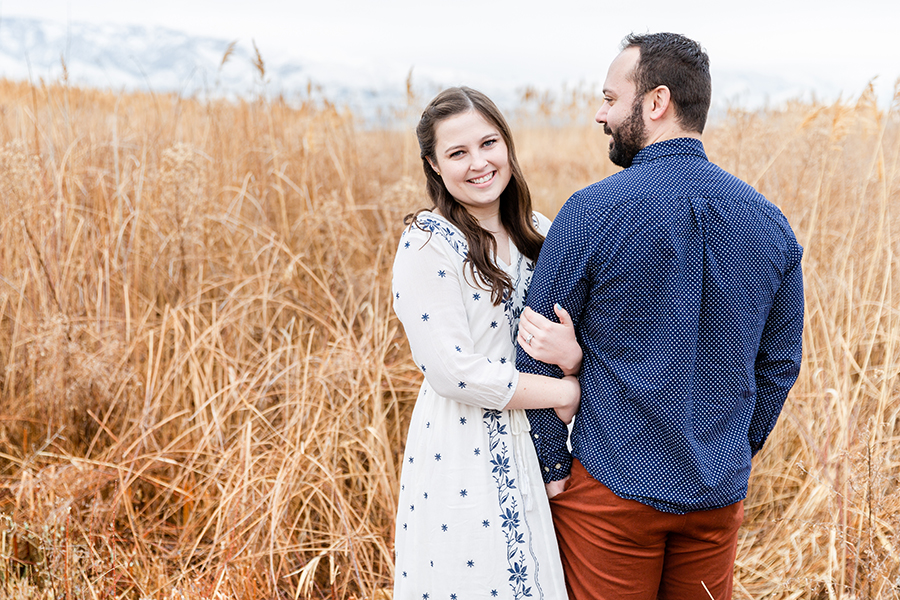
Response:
[517,138,804,514]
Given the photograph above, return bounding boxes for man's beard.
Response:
[605,97,647,168]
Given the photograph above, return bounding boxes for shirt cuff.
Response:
[536,444,573,483]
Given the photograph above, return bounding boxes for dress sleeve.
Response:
[392,226,519,409]
[532,211,552,236]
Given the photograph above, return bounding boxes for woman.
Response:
[391,87,582,600]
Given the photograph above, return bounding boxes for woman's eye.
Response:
[484,139,497,148]
[449,150,464,158]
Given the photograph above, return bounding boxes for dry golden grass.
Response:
[0,75,896,599]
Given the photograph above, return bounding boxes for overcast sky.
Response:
[2,0,898,107]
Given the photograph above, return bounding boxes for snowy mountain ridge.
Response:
[0,16,856,123]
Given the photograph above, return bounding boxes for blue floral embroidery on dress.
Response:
[505,253,535,345]
[412,216,470,260]
[483,409,536,599]
[500,212,544,345]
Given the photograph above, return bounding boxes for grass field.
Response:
[0,76,897,599]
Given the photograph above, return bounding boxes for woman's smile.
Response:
[468,171,496,185]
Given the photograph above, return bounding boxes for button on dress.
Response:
[391,211,567,600]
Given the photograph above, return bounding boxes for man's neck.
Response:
[645,125,701,147]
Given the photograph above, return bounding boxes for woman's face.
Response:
[429,110,511,222]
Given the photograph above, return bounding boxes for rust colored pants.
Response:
[549,459,744,600]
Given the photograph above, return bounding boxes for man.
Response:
[516,32,804,599]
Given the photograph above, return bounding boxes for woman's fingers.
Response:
[521,306,552,330]
[553,303,572,326]
[518,327,534,345]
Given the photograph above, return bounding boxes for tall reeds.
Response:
[0,75,897,599]
[705,84,900,598]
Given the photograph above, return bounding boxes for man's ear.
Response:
[647,86,671,122]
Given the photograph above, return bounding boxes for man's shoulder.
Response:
[575,168,646,200]
[692,162,802,257]
[556,171,642,224]
[702,162,797,227]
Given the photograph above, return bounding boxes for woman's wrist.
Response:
[559,346,583,377]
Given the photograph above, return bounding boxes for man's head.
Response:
[595,32,711,167]
[623,32,711,133]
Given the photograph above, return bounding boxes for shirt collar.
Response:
[630,137,707,167]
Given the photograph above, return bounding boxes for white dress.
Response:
[391,211,568,600]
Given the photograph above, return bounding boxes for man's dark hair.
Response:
[622,32,711,133]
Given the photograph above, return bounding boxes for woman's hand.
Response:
[518,304,583,376]
[553,375,580,424]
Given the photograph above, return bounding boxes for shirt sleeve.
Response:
[519,197,595,481]
[749,245,804,455]
[393,226,519,410]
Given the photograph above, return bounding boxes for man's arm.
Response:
[749,250,804,455]
[518,197,594,482]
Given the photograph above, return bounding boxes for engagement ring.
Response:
[525,333,534,344]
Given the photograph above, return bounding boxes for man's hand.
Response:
[545,475,570,499]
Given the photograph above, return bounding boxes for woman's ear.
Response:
[426,157,441,176]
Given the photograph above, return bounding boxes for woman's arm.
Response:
[506,373,580,424]
[394,225,550,411]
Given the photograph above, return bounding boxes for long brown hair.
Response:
[406,86,544,305]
